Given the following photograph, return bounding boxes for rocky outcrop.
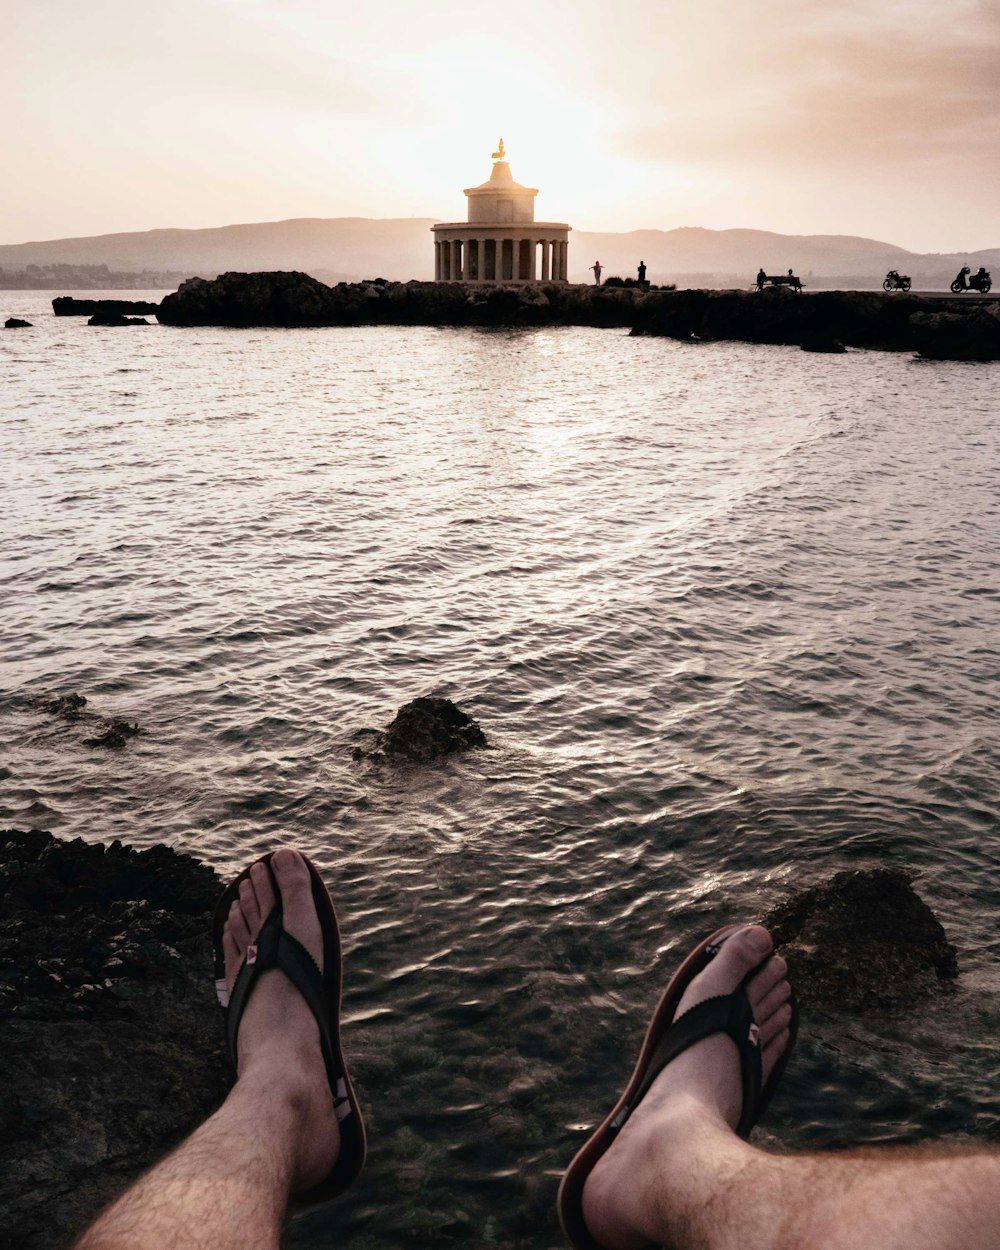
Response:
[53,297,160,317]
[0,829,226,1250]
[765,868,958,1011]
[156,271,654,329]
[910,308,1000,360]
[87,313,150,326]
[631,286,1000,357]
[4,317,31,328]
[353,696,487,763]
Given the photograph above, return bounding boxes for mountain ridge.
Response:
[1,218,996,289]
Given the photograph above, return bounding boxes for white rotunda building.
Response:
[432,140,571,283]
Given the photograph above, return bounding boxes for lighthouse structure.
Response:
[432,140,571,283]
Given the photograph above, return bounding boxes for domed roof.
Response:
[465,160,537,196]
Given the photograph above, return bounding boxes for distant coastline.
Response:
[2,217,997,290]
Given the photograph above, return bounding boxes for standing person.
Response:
[757,267,767,289]
[637,260,647,286]
[591,261,603,285]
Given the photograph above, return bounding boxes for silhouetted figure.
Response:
[756,268,766,289]
[952,266,970,291]
[637,260,647,285]
[591,261,602,286]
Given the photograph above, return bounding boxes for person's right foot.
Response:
[222,849,341,1193]
[580,925,793,1250]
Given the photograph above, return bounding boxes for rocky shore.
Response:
[0,829,226,1250]
[152,271,1000,359]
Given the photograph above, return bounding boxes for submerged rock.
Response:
[0,829,226,1249]
[83,719,142,749]
[37,692,88,718]
[4,317,31,328]
[765,867,958,1011]
[87,313,150,326]
[354,696,487,763]
[53,297,160,317]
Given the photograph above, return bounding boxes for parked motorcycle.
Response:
[883,270,911,292]
[951,266,993,294]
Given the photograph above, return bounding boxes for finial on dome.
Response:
[491,137,506,162]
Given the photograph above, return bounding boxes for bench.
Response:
[756,274,804,292]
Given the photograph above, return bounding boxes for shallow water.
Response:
[2,291,999,1247]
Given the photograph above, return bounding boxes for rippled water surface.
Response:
[2,292,999,1247]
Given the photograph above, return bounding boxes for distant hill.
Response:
[1,217,996,290]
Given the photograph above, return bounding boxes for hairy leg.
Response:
[582,926,1000,1250]
[74,850,341,1250]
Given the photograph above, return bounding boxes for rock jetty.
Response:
[4,317,31,328]
[52,297,160,317]
[156,270,645,329]
[0,829,226,1250]
[631,286,1000,359]
[153,272,1000,359]
[764,867,958,1011]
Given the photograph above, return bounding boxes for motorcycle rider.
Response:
[975,266,990,289]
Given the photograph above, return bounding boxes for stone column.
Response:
[540,240,550,281]
[450,240,462,281]
[441,239,450,280]
[464,239,474,281]
[434,242,441,281]
[560,241,568,281]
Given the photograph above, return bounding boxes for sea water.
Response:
[2,291,998,1247]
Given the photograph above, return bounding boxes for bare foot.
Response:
[222,848,341,1193]
[581,925,793,1250]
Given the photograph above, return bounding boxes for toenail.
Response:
[745,926,772,954]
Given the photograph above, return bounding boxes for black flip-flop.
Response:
[212,851,367,1204]
[557,924,798,1250]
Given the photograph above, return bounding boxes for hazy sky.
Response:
[4,0,999,251]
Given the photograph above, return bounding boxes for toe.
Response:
[674,925,773,1018]
[223,924,242,984]
[759,1002,793,1050]
[238,877,261,934]
[271,848,324,971]
[753,977,791,1027]
[761,1024,792,1079]
[250,859,276,926]
[228,897,251,948]
[747,953,787,1011]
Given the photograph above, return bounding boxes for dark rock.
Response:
[156,271,654,330]
[630,287,1000,355]
[0,830,226,1249]
[801,338,846,354]
[4,317,31,328]
[910,308,1000,361]
[87,313,149,326]
[37,692,88,718]
[53,297,159,317]
[765,867,958,1011]
[355,696,487,763]
[83,720,142,749]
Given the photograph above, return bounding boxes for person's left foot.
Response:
[222,849,341,1192]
